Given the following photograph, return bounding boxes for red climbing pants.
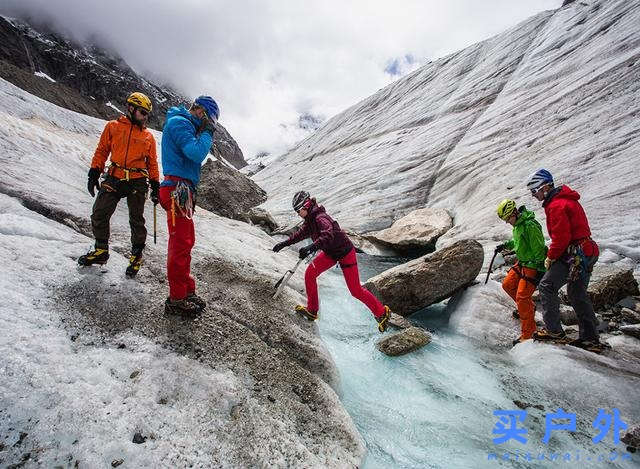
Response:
[305,248,385,317]
[159,185,196,300]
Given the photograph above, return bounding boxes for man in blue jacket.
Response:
[158,96,219,315]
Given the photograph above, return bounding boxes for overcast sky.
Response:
[2,0,562,160]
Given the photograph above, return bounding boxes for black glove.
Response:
[150,180,160,205]
[200,116,216,136]
[494,243,506,254]
[272,241,287,253]
[87,168,101,197]
[299,244,317,259]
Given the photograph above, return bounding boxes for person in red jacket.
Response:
[527,169,604,352]
[273,191,391,332]
[78,92,159,277]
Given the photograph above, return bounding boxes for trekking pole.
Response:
[273,256,307,299]
[484,249,499,284]
[153,204,157,244]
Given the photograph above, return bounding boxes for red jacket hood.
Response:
[556,185,580,201]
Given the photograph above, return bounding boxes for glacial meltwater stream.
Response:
[313,255,640,469]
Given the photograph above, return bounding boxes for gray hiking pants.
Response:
[91,176,148,251]
[538,256,599,341]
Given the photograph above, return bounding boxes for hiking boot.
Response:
[78,248,109,266]
[568,339,610,353]
[187,293,206,311]
[125,253,143,277]
[164,297,200,316]
[533,329,569,343]
[295,305,318,321]
[375,305,392,333]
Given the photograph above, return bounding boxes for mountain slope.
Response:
[0,15,247,169]
[254,0,639,270]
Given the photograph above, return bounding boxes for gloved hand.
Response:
[87,167,101,197]
[200,116,216,136]
[494,243,506,254]
[544,257,554,270]
[149,180,160,205]
[299,244,317,259]
[272,241,287,253]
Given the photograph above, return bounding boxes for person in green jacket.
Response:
[495,199,547,345]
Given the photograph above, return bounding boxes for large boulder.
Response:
[364,208,452,256]
[587,265,640,311]
[197,159,267,221]
[364,239,484,316]
[377,327,431,356]
[246,206,279,234]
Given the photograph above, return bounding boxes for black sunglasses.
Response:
[137,108,149,116]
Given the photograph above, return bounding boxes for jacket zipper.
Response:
[123,122,133,170]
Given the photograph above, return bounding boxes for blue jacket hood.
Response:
[167,106,203,128]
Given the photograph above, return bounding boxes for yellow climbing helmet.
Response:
[126,92,152,113]
[497,199,517,221]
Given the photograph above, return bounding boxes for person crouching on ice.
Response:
[272,191,391,332]
[495,199,547,346]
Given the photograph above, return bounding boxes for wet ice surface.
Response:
[314,257,640,468]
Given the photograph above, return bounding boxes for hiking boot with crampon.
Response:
[568,339,610,354]
[78,248,109,266]
[533,329,569,343]
[375,305,392,333]
[164,297,201,316]
[295,305,318,321]
[126,253,143,278]
[187,293,206,311]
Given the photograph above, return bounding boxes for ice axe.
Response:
[153,204,157,244]
[484,249,500,284]
[273,256,308,299]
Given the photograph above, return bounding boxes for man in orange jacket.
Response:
[78,92,160,277]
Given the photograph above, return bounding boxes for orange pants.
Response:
[502,265,538,340]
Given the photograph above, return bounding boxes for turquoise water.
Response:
[313,256,638,469]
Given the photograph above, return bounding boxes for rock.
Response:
[364,208,452,256]
[620,307,640,325]
[346,231,397,256]
[111,459,124,467]
[240,162,266,177]
[132,432,146,444]
[621,424,640,449]
[619,324,640,339]
[617,296,640,312]
[377,327,431,356]
[559,304,578,326]
[246,207,278,234]
[513,400,544,411]
[364,239,484,316]
[210,124,247,169]
[388,313,412,329]
[197,159,267,221]
[587,265,640,311]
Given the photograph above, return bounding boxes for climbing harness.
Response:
[170,180,194,226]
[566,239,593,283]
[510,263,545,287]
[108,160,149,181]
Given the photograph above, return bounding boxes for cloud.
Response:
[0,0,563,160]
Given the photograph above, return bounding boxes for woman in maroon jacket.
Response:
[273,191,391,332]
